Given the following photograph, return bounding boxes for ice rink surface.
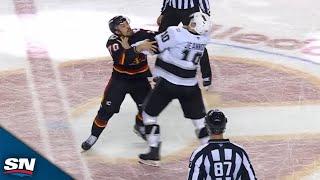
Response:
[0,0,320,179]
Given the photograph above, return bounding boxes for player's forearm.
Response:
[200,49,212,78]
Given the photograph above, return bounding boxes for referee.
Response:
[157,0,211,32]
[188,109,257,180]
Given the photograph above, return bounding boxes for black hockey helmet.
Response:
[205,109,228,134]
[108,15,129,34]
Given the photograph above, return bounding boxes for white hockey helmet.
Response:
[189,12,211,35]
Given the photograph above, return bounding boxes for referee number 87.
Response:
[214,162,232,177]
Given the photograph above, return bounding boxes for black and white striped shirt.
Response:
[188,139,257,180]
[161,0,211,15]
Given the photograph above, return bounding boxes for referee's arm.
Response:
[160,0,169,14]
[188,152,206,180]
[198,0,211,15]
[240,150,257,180]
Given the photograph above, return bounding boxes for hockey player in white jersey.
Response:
[138,12,213,167]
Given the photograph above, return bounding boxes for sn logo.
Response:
[3,158,36,177]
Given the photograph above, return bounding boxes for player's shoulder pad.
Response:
[166,26,184,38]
[108,34,118,40]
[132,28,141,33]
[167,26,183,33]
[134,28,156,34]
[107,34,119,45]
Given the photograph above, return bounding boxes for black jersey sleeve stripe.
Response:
[188,154,203,180]
[229,149,237,179]
[242,151,257,179]
[206,145,217,178]
[161,0,170,13]
[199,0,210,15]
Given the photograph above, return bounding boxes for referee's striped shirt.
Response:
[161,0,211,15]
[188,139,257,180]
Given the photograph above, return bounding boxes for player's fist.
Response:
[136,40,157,53]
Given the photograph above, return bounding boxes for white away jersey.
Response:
[154,26,210,86]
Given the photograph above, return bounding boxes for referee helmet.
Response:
[205,109,228,135]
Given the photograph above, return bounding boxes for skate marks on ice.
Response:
[59,56,320,179]
[1,55,320,179]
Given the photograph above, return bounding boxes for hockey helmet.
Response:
[205,109,228,134]
[108,15,130,34]
[189,12,211,35]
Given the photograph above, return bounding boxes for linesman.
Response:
[157,0,211,32]
[188,109,257,180]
